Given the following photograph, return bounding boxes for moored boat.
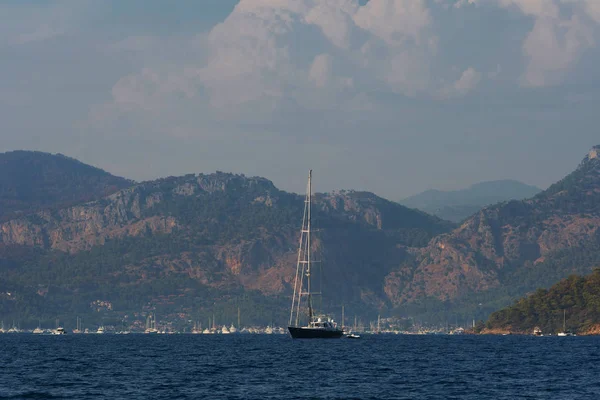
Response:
[287,171,343,339]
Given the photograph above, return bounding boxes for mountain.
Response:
[3,146,600,329]
[384,146,600,321]
[484,269,600,335]
[0,151,132,222]
[400,180,542,222]
[0,168,454,328]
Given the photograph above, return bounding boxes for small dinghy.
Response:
[346,333,360,339]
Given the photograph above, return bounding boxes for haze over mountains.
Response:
[400,180,542,223]
[1,146,600,328]
[0,151,132,222]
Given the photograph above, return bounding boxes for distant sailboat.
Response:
[145,313,158,334]
[33,320,43,334]
[557,309,575,336]
[287,170,343,339]
[73,317,83,334]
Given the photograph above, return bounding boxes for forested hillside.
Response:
[0,165,453,328]
[0,151,132,221]
[485,269,600,335]
[2,146,600,329]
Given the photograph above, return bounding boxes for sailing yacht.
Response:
[288,170,343,339]
[7,322,21,334]
[557,309,575,336]
[72,317,83,334]
[33,320,43,334]
[144,313,158,334]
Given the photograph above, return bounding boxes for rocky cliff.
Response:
[383,146,600,315]
[0,166,453,323]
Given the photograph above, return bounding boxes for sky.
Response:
[1,0,600,200]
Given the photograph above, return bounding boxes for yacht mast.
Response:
[289,170,315,328]
[307,170,313,323]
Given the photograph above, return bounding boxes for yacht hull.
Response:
[288,326,344,339]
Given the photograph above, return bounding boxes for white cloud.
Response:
[97,0,461,124]
[4,0,600,198]
[499,0,600,87]
[438,67,482,99]
[305,0,359,49]
[88,0,600,143]
[453,0,478,8]
[353,0,432,46]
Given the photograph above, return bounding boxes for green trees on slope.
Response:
[486,269,600,334]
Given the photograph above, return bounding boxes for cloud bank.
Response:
[3,0,600,197]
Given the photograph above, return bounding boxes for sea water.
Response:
[1,334,599,399]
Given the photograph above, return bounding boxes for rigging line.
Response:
[307,170,314,323]
[289,177,310,327]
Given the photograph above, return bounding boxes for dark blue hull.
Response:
[288,326,344,339]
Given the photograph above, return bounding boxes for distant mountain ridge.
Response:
[400,180,541,222]
[0,150,132,222]
[0,158,453,326]
[386,145,600,320]
[2,147,600,328]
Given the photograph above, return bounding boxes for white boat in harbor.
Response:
[52,327,67,335]
[96,326,105,334]
[144,313,158,334]
[33,320,44,334]
[191,322,202,334]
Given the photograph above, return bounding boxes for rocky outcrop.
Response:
[382,146,600,305]
[0,173,282,253]
[0,185,177,253]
